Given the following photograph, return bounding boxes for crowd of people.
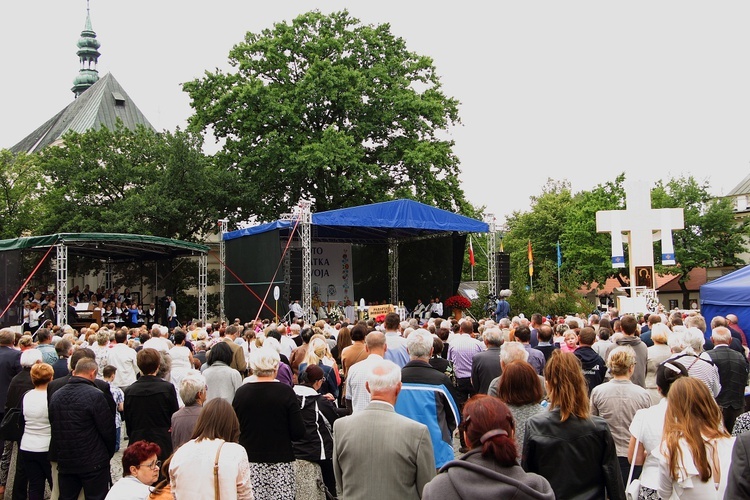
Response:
[1,295,749,499]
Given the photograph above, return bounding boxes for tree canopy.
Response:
[34,123,229,241]
[0,150,43,239]
[183,10,472,222]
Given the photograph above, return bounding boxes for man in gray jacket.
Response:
[605,315,648,388]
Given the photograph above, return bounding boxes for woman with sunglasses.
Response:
[105,440,161,500]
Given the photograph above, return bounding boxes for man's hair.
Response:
[179,371,207,406]
[70,347,95,371]
[711,326,732,345]
[102,365,117,379]
[137,348,162,375]
[37,329,51,343]
[55,338,72,356]
[531,313,543,325]
[365,331,386,351]
[384,312,400,330]
[115,329,127,344]
[225,325,239,338]
[350,323,367,342]
[406,329,433,359]
[366,359,401,393]
[0,329,15,346]
[483,327,504,347]
[514,326,531,343]
[538,325,553,343]
[460,321,474,335]
[500,342,529,365]
[73,358,99,376]
[578,327,596,346]
[620,315,638,335]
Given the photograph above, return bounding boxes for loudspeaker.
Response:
[496,252,510,291]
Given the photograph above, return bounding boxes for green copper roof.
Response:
[73,11,100,97]
[10,73,155,153]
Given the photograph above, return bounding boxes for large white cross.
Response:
[596,180,684,282]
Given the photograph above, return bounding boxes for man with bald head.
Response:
[334,359,435,499]
[727,314,748,349]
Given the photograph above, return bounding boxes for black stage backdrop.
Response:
[225,231,466,322]
[0,250,23,328]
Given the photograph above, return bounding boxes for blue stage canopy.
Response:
[224,199,489,243]
[700,265,750,337]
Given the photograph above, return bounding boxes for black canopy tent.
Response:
[0,233,209,328]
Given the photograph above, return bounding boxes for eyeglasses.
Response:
[137,460,161,470]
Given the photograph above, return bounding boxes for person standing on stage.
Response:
[166,296,177,329]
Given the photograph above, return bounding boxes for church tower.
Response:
[71,2,101,97]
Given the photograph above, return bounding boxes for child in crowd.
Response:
[103,365,125,452]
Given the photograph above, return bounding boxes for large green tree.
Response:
[35,123,229,241]
[0,150,43,238]
[184,10,471,221]
[652,175,746,307]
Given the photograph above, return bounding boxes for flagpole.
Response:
[470,235,474,281]
[557,240,561,294]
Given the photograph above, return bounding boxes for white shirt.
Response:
[170,438,253,500]
[630,398,668,490]
[105,475,152,500]
[143,336,171,354]
[108,343,139,388]
[21,390,51,453]
[345,354,384,413]
[657,435,735,500]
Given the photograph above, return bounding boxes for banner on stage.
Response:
[368,304,394,316]
[311,243,353,305]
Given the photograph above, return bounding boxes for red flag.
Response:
[468,237,475,267]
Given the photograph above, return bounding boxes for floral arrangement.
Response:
[444,295,472,311]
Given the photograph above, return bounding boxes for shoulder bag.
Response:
[214,440,226,500]
[0,390,29,442]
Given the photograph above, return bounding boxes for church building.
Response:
[10,7,153,154]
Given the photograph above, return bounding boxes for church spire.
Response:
[71,0,101,98]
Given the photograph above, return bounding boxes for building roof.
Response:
[727,173,750,197]
[9,72,154,154]
[579,267,707,295]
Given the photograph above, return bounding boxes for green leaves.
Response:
[184,10,468,221]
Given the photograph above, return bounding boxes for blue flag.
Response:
[556,241,562,268]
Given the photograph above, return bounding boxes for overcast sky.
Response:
[2,1,748,226]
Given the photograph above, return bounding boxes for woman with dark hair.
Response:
[628,360,687,500]
[293,364,341,499]
[105,440,161,500]
[124,348,180,462]
[656,377,735,499]
[233,347,304,500]
[423,395,553,499]
[203,341,242,402]
[523,351,625,500]
[331,326,351,367]
[169,398,253,499]
[340,324,367,377]
[495,360,544,455]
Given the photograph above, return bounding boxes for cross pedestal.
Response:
[596,180,684,304]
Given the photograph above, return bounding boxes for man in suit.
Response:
[0,328,22,496]
[470,327,503,394]
[706,326,749,433]
[223,324,248,376]
[334,358,435,499]
[726,430,750,497]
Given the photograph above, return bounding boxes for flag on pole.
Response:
[556,241,562,268]
[499,238,504,253]
[528,240,534,277]
[468,236,475,267]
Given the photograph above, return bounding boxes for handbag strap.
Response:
[627,418,643,488]
[214,440,225,500]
